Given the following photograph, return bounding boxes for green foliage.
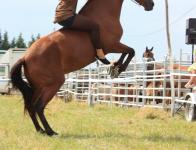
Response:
[15,33,27,48]
[36,33,41,40]
[0,31,2,49]
[28,35,36,47]
[0,96,196,150]
[10,37,16,48]
[1,32,10,50]
[28,34,41,47]
[0,29,41,49]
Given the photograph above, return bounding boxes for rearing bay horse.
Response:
[11,0,154,136]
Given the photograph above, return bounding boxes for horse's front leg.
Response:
[109,43,135,78]
[108,53,128,78]
[115,53,127,66]
[120,51,135,72]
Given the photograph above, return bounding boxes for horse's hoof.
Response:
[53,132,58,136]
[46,131,58,136]
[110,65,120,79]
[37,128,46,134]
[107,64,114,74]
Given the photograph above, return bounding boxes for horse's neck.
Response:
[79,0,124,20]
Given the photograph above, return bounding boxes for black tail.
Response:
[10,58,33,112]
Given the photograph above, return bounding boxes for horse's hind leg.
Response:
[23,88,45,133]
[27,107,45,134]
[36,99,57,136]
[35,79,64,136]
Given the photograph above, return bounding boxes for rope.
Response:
[130,0,141,6]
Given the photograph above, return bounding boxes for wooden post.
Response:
[165,0,175,116]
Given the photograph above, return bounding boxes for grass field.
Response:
[0,95,196,150]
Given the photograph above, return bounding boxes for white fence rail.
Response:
[59,58,194,110]
[0,49,194,112]
[0,63,11,94]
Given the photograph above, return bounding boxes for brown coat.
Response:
[54,0,78,23]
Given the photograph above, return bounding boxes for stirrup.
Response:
[95,56,110,65]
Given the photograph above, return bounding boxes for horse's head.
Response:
[143,46,155,62]
[134,0,154,11]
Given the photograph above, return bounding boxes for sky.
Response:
[0,0,196,61]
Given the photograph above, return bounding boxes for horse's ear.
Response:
[150,47,154,51]
[146,46,148,51]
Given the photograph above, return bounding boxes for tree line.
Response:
[0,31,40,50]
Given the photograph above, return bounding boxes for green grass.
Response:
[0,95,196,150]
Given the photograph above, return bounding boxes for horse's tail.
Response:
[10,58,33,112]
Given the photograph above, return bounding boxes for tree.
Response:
[28,33,41,47]
[28,35,36,47]
[0,30,2,49]
[36,33,41,40]
[1,31,10,50]
[10,38,16,48]
[15,33,27,48]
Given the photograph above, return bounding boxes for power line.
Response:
[124,4,196,38]
[170,4,196,26]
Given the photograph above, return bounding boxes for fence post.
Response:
[142,60,147,106]
[153,61,156,105]
[170,58,175,117]
[178,49,182,98]
[134,58,138,104]
[162,57,167,108]
[88,66,93,106]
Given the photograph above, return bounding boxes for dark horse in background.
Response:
[143,47,164,104]
[143,47,190,105]
[10,0,154,136]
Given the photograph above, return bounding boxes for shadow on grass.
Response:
[59,132,196,145]
[141,134,196,144]
[59,132,133,140]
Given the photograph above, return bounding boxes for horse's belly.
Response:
[25,30,97,77]
[53,31,96,73]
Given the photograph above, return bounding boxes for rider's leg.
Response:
[60,14,110,65]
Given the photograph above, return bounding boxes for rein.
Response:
[131,0,141,6]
